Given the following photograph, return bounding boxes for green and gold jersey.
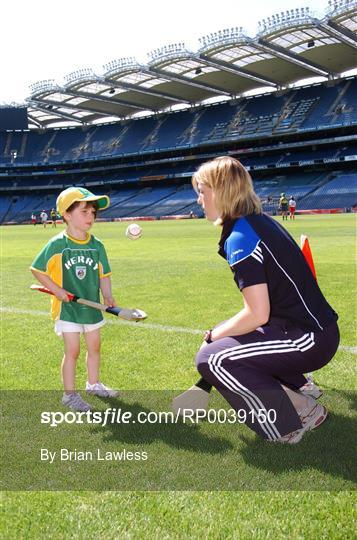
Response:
[30,231,111,323]
[279,196,288,208]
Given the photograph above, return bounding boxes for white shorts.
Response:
[54,319,106,336]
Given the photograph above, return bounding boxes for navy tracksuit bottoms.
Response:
[195,319,339,440]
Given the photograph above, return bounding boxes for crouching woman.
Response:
[193,156,339,444]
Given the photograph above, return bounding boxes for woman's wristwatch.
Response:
[204,329,213,343]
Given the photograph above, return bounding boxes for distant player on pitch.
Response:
[40,209,48,228]
[50,207,57,228]
[30,187,119,411]
[289,196,296,220]
[278,193,289,220]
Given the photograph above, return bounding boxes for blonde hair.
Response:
[192,156,261,223]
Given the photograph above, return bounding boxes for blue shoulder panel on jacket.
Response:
[225,217,261,267]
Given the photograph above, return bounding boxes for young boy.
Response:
[30,187,119,411]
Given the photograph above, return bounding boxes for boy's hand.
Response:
[55,288,71,302]
[103,296,117,308]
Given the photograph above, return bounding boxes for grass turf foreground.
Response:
[1,214,356,537]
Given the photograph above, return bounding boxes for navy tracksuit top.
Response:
[218,213,338,332]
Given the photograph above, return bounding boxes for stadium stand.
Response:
[298,172,357,210]
[1,78,357,166]
[0,3,356,222]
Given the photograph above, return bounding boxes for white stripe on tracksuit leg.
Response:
[294,333,315,352]
[210,358,281,440]
[205,332,316,353]
[211,334,315,362]
[208,354,280,440]
[206,333,316,440]
[205,334,312,356]
[213,350,285,440]
[210,337,316,365]
[227,341,313,359]
[203,338,299,361]
[294,333,313,344]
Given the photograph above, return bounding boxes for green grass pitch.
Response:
[1,214,356,538]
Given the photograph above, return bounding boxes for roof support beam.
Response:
[321,20,357,48]
[29,103,84,124]
[103,77,191,104]
[27,114,45,128]
[29,97,112,118]
[148,67,231,96]
[66,88,149,111]
[257,39,330,77]
[199,54,277,87]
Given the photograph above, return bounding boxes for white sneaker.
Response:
[62,392,92,412]
[86,381,119,398]
[273,402,328,444]
[299,381,323,399]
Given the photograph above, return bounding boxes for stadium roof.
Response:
[26,0,357,129]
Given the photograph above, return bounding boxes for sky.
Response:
[0,0,330,104]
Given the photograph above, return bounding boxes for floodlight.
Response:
[29,79,58,95]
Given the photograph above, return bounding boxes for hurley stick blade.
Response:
[110,307,147,321]
[172,384,211,416]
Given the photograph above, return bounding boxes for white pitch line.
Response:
[0,306,202,335]
[1,306,356,353]
[339,345,357,354]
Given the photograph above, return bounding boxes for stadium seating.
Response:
[101,186,178,218]
[0,196,12,222]
[135,185,197,217]
[1,78,356,166]
[0,78,356,222]
[298,172,357,210]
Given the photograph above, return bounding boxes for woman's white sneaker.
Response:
[273,402,328,444]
